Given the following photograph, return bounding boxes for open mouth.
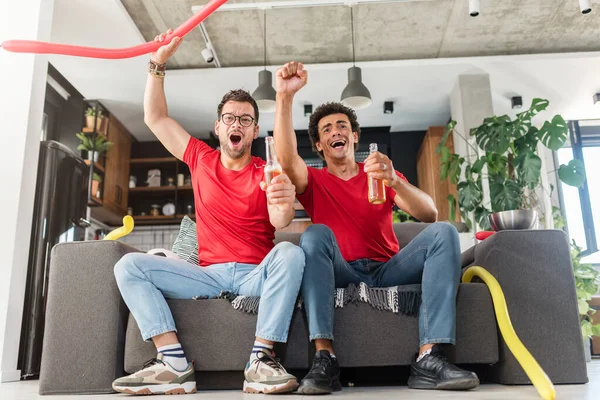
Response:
[229,133,242,146]
[330,139,346,149]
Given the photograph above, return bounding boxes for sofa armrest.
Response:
[461,245,475,268]
[39,240,140,395]
[469,229,587,384]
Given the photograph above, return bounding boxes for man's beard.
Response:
[220,138,249,159]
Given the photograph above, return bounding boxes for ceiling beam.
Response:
[192,0,435,13]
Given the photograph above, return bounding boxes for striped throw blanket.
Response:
[196,283,422,317]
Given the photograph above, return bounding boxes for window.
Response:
[558,121,600,264]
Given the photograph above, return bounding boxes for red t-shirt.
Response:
[183,137,274,266]
[297,163,408,262]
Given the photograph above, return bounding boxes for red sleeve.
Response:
[296,167,316,216]
[183,137,213,168]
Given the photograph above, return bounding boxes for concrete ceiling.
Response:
[47,0,600,142]
[120,0,600,69]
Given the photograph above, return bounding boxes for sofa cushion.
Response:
[124,283,498,374]
[169,220,464,259]
[171,216,199,265]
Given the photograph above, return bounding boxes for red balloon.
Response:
[0,0,228,59]
[475,231,496,241]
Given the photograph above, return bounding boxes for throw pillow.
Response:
[171,216,199,265]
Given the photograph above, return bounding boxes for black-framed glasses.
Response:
[221,113,255,127]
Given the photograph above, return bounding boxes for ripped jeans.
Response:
[113,242,305,343]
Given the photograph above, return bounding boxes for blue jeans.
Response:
[299,223,461,347]
[114,242,305,342]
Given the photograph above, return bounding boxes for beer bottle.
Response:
[368,143,386,204]
[264,136,282,187]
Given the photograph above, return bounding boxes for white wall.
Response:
[0,0,54,382]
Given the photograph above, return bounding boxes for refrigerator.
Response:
[18,140,90,378]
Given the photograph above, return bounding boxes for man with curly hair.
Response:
[272,61,480,395]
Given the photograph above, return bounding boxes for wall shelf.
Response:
[129,186,177,193]
[81,127,107,137]
[130,157,178,165]
[84,160,105,173]
[133,214,195,226]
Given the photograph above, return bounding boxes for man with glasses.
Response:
[112,32,306,395]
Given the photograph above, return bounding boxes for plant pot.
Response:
[91,180,100,198]
[86,115,95,129]
[488,209,538,231]
[584,336,592,362]
[87,152,99,162]
[98,116,108,134]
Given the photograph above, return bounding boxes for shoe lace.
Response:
[142,358,165,370]
[310,355,331,373]
[428,351,449,366]
[255,350,284,372]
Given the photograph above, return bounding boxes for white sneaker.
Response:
[112,353,196,395]
[243,350,298,394]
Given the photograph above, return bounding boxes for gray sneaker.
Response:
[112,354,196,395]
[243,350,298,394]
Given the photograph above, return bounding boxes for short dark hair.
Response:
[308,102,360,159]
[217,89,259,123]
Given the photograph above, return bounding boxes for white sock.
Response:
[250,341,273,362]
[157,343,189,371]
[416,348,433,363]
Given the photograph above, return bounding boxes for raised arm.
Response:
[274,62,309,194]
[144,30,191,161]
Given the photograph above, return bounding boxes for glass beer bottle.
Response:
[368,143,386,204]
[264,136,282,187]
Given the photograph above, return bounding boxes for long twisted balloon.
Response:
[0,0,228,59]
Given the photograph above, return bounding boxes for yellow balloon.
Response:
[103,215,134,241]
[462,266,556,400]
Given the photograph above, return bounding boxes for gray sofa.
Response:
[38,223,588,394]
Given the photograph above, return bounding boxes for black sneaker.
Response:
[408,345,479,390]
[297,350,342,395]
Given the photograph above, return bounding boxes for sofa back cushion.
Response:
[274,222,432,248]
[174,219,455,263]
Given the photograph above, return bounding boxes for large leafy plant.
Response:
[436,98,585,230]
[571,240,600,339]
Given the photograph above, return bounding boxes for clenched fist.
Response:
[276,61,308,96]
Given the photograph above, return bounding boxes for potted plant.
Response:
[76,132,113,162]
[392,209,417,223]
[85,107,103,129]
[91,172,102,199]
[570,239,600,360]
[436,98,586,230]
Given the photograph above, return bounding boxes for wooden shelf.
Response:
[88,196,103,207]
[129,186,176,193]
[178,185,193,191]
[134,215,175,221]
[130,157,178,165]
[81,127,107,136]
[84,160,105,173]
[132,214,195,225]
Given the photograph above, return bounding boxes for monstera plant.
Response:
[436,98,586,230]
